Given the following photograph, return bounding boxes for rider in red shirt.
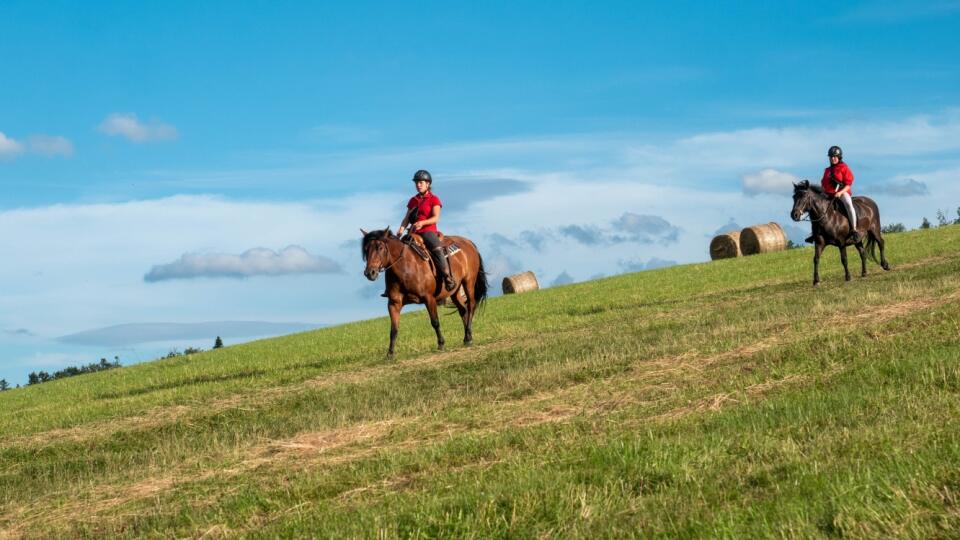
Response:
[396,170,456,291]
[821,145,862,242]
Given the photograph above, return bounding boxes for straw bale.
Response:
[709,231,741,260]
[502,271,539,294]
[740,222,787,255]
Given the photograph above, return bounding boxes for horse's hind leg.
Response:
[875,231,891,271]
[839,245,851,282]
[462,276,477,345]
[451,285,472,345]
[854,242,867,277]
[425,297,445,351]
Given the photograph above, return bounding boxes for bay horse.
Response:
[361,228,488,357]
[790,179,891,286]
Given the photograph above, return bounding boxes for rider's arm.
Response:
[415,206,441,228]
[397,207,414,236]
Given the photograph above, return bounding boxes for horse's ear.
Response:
[360,228,368,236]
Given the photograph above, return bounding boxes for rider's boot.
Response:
[804,235,814,244]
[846,213,863,243]
[432,248,457,292]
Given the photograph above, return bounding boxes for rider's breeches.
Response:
[420,232,449,275]
[839,193,857,228]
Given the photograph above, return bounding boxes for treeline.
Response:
[27,357,121,386]
[162,336,224,359]
[879,206,960,234]
[1,336,228,391]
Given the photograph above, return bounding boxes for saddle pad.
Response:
[444,244,461,257]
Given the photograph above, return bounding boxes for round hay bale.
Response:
[740,222,787,255]
[502,271,539,295]
[710,231,741,260]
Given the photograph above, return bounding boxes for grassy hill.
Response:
[2,226,959,538]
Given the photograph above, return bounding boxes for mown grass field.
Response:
[2,225,959,539]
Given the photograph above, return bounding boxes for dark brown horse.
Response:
[362,228,488,357]
[790,179,891,286]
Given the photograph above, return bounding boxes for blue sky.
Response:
[2,1,960,385]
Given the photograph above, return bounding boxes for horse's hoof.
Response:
[882,264,891,271]
[438,344,445,352]
[386,352,395,361]
[463,339,473,346]
[813,282,820,287]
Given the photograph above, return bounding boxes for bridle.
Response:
[795,189,826,223]
[370,237,406,273]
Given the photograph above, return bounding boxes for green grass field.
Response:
[2,226,959,539]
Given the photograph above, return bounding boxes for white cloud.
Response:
[742,168,800,197]
[0,132,24,159]
[27,135,74,157]
[98,113,178,142]
[873,178,929,197]
[144,245,341,282]
[0,194,397,336]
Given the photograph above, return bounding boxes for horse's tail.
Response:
[865,232,879,264]
[862,197,881,265]
[474,252,489,311]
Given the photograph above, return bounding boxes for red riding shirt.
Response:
[821,162,854,195]
[407,192,442,233]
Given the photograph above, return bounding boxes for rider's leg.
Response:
[421,232,456,291]
[840,193,862,242]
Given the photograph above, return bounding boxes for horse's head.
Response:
[791,179,814,221]
[361,227,395,281]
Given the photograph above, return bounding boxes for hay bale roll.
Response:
[709,231,741,260]
[740,222,787,255]
[502,271,539,294]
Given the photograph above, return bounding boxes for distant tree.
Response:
[955,207,960,225]
[921,217,931,229]
[213,336,224,349]
[28,372,39,385]
[0,379,9,391]
[183,347,203,355]
[785,240,802,249]
[936,209,949,227]
[881,223,906,234]
[164,349,181,359]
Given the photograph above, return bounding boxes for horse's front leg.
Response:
[813,242,823,286]
[425,297,445,351]
[854,241,867,277]
[387,300,402,359]
[839,245,851,281]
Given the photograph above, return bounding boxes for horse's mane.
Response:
[361,228,395,261]
[797,180,829,200]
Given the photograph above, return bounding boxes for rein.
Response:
[377,239,407,272]
[799,190,829,223]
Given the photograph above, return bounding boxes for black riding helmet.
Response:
[827,146,843,160]
[412,170,433,184]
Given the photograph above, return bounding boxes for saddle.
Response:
[403,233,461,262]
